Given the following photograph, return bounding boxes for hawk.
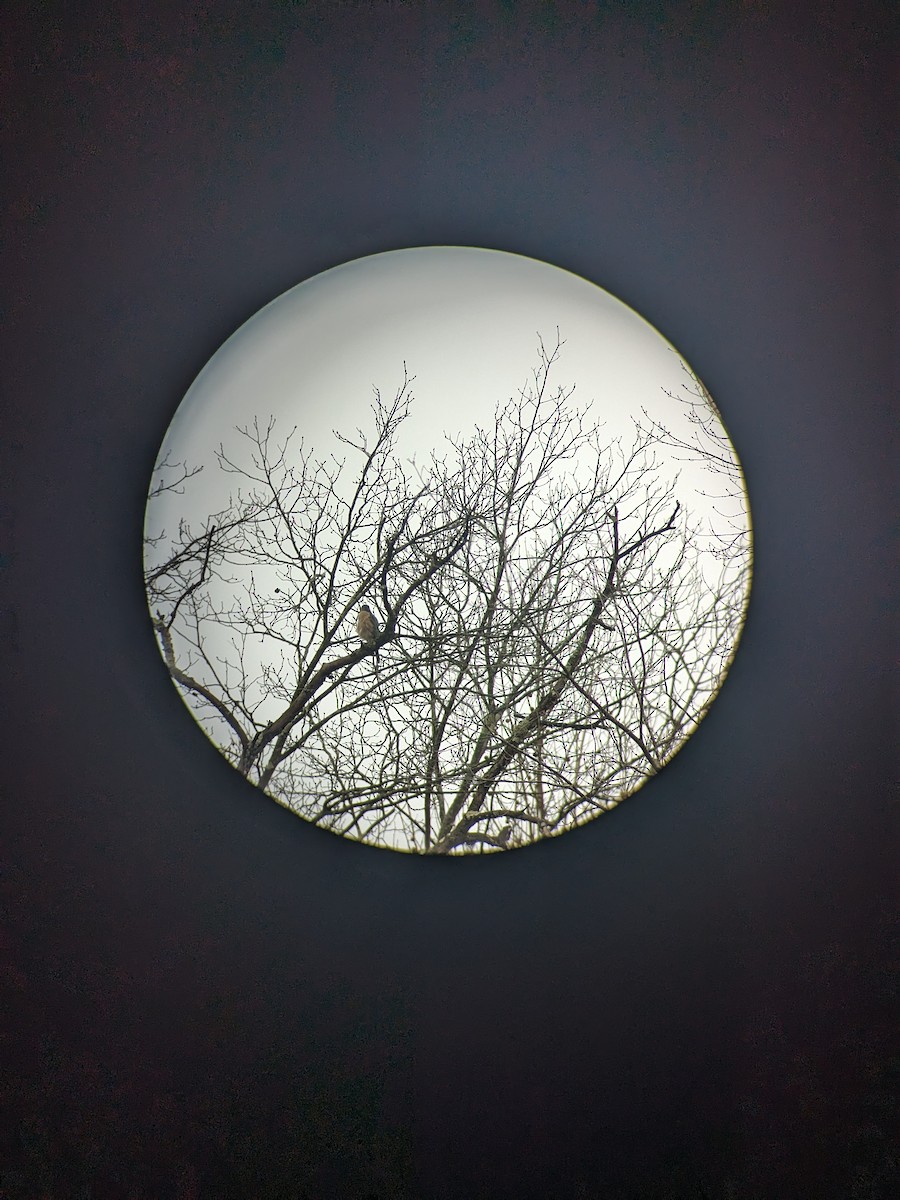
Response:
[356,604,379,655]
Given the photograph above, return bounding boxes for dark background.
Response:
[2,2,895,1197]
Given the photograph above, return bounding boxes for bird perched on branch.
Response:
[356,604,379,657]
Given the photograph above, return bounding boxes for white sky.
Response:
[149,246,746,532]
[144,247,752,847]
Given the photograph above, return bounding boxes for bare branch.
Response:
[143,337,749,853]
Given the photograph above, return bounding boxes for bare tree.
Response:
[145,335,749,853]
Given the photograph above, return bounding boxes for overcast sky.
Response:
[144,244,753,854]
[147,246,749,541]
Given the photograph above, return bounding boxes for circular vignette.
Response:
[144,247,752,854]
